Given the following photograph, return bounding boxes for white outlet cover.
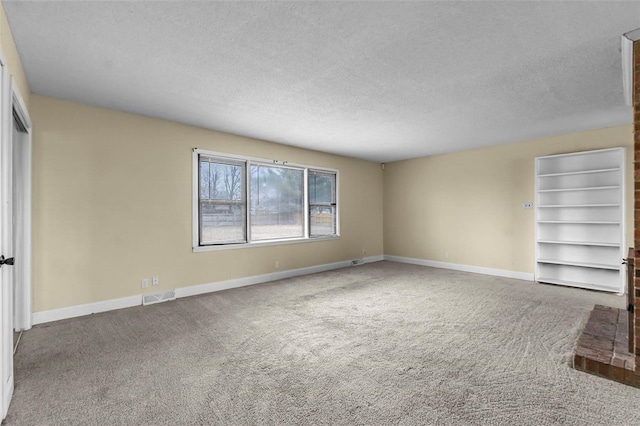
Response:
[141,278,149,289]
[152,276,159,286]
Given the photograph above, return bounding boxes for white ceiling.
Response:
[4,1,640,163]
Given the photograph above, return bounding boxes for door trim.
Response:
[11,80,32,332]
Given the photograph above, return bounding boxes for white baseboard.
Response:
[32,295,141,325]
[174,259,353,299]
[32,254,532,325]
[363,254,384,263]
[383,255,534,281]
[32,255,384,325]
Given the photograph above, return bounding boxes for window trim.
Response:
[192,148,340,252]
[308,169,338,238]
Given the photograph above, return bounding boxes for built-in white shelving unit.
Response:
[535,147,625,293]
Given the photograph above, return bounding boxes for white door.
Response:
[0,68,33,420]
[0,57,15,419]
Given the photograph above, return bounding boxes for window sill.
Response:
[193,235,341,253]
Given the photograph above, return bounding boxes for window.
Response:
[250,164,304,241]
[193,149,339,250]
[199,156,246,245]
[309,170,337,237]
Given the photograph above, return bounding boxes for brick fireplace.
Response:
[571,38,640,387]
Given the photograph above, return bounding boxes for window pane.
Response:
[199,156,246,244]
[200,203,246,244]
[309,170,337,237]
[309,171,335,204]
[250,164,304,240]
[199,159,244,201]
[310,205,336,237]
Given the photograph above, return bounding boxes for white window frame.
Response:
[308,169,338,238]
[192,149,340,252]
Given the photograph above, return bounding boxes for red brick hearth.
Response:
[573,305,635,385]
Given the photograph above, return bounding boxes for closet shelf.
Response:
[538,204,619,208]
[536,277,618,292]
[537,240,620,247]
[537,185,619,193]
[537,259,619,270]
[537,167,620,178]
[537,220,620,225]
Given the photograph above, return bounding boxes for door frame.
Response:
[0,51,32,419]
[11,79,32,332]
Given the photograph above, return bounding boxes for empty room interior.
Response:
[0,1,640,424]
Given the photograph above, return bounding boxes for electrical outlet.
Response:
[444,252,449,260]
[523,201,533,209]
[141,278,149,289]
[274,261,279,269]
[362,249,367,255]
[152,276,159,286]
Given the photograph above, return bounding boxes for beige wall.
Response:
[31,94,633,312]
[383,125,633,274]
[0,1,29,106]
[31,95,384,312]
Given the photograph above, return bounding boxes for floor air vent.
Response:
[142,290,176,306]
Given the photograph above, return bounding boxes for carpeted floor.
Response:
[5,261,640,425]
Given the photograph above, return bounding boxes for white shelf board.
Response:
[538,204,619,208]
[537,185,619,193]
[537,167,620,178]
[537,220,620,225]
[536,277,619,293]
[537,259,620,270]
[537,240,620,247]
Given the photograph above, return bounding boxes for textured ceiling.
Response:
[4,1,640,162]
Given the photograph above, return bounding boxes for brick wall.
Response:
[634,39,640,380]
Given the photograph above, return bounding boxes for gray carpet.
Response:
[5,261,640,425]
